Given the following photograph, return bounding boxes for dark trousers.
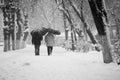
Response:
[47,46,53,55]
[34,45,40,55]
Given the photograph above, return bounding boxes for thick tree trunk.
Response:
[100,35,113,63]
[10,26,16,50]
[3,28,9,52]
[9,13,16,50]
[11,14,16,50]
[3,28,11,51]
[88,0,113,63]
[7,33,10,51]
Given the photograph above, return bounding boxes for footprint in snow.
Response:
[23,62,30,66]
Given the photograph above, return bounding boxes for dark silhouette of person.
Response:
[31,29,43,55]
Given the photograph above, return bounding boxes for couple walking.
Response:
[45,32,55,56]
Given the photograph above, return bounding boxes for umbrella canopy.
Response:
[47,28,61,35]
[40,27,48,35]
[31,27,48,36]
[31,27,61,37]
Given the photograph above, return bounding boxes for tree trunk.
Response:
[16,21,22,49]
[63,13,69,40]
[62,0,69,41]
[88,0,113,63]
[73,30,77,42]
[65,30,69,40]
[71,30,75,51]
[16,9,23,49]
[64,22,69,41]
[83,26,87,41]
[10,25,16,50]
[86,28,97,44]
[9,13,16,50]
[99,35,113,63]
[3,28,9,52]
[83,22,97,44]
[7,33,10,51]
[3,28,11,51]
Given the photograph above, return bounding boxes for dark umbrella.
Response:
[31,27,61,37]
[47,28,61,35]
[31,27,48,36]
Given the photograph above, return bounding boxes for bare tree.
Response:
[55,0,76,51]
[68,0,98,45]
[1,0,38,51]
[88,0,113,63]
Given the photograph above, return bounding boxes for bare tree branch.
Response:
[40,0,52,27]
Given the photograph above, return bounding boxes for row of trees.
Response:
[54,0,98,51]
[54,0,120,64]
[0,0,36,51]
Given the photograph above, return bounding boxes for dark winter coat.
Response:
[31,29,43,45]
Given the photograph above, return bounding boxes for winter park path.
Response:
[0,45,120,80]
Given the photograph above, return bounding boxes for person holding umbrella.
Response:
[45,32,55,56]
[31,27,48,55]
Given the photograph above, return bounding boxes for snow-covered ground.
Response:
[0,45,120,80]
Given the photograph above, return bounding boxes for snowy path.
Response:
[0,45,120,80]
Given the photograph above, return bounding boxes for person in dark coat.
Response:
[31,29,43,55]
[45,32,55,56]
